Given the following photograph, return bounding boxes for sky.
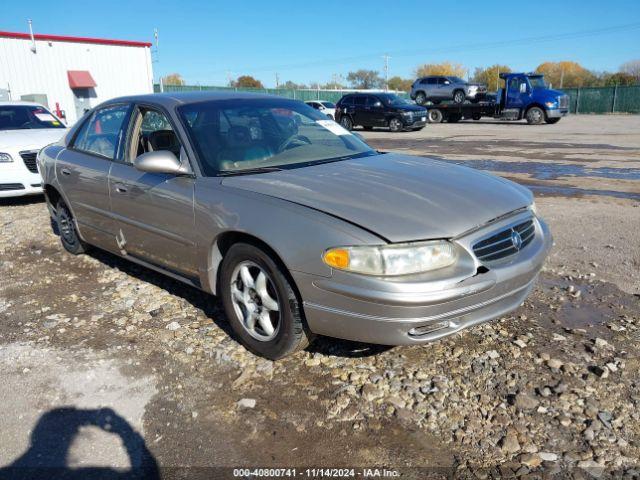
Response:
[3,0,640,87]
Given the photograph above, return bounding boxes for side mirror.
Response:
[133,150,190,175]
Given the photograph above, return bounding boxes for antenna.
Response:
[382,54,391,90]
[28,19,36,53]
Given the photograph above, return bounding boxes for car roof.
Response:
[99,91,296,109]
[0,100,47,107]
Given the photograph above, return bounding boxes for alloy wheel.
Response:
[389,118,402,132]
[230,261,281,342]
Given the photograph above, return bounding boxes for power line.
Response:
[191,22,640,77]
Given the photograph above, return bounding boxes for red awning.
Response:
[67,70,97,89]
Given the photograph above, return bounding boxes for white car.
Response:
[0,101,68,198]
[305,100,336,120]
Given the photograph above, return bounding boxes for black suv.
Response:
[335,93,427,132]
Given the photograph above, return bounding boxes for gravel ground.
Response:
[0,115,639,478]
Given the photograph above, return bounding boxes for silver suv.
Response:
[411,76,487,105]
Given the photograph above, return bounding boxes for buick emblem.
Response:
[510,230,523,250]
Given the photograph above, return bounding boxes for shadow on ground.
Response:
[0,407,159,480]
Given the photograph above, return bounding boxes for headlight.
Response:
[545,101,557,108]
[323,240,457,276]
[529,202,538,216]
[0,152,14,163]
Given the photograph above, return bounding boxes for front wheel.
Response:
[415,92,426,105]
[389,117,404,132]
[545,117,561,124]
[453,90,466,104]
[526,106,545,125]
[339,115,353,131]
[56,199,87,255]
[220,243,312,359]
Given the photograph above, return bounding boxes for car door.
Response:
[57,103,132,252]
[506,76,526,110]
[351,95,368,126]
[438,77,453,98]
[365,96,385,126]
[108,104,199,279]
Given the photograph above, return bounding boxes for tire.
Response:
[447,114,461,123]
[428,109,443,123]
[389,117,404,132]
[472,113,482,121]
[339,115,353,131]
[326,114,334,120]
[363,126,373,131]
[56,199,87,255]
[525,106,545,125]
[453,90,466,104]
[545,117,561,124]
[220,243,312,360]
[415,92,426,106]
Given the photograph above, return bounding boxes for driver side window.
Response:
[128,107,182,163]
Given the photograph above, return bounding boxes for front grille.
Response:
[19,151,39,173]
[473,219,535,262]
[559,95,569,109]
[0,183,25,191]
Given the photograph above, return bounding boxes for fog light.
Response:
[408,321,450,337]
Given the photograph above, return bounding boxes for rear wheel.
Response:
[545,117,561,124]
[472,113,482,121]
[220,243,312,359]
[453,90,465,104]
[339,115,353,130]
[525,106,545,125]
[389,117,404,132]
[415,92,426,105]
[56,199,87,255]
[428,109,443,123]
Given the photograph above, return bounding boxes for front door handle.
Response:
[114,183,128,194]
[60,168,71,176]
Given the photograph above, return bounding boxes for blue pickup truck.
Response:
[424,72,570,125]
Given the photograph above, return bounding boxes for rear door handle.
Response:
[114,183,128,194]
[60,168,71,176]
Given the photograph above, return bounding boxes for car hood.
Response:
[0,128,68,151]
[221,153,533,242]
[396,104,427,112]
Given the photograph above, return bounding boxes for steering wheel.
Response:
[277,134,311,153]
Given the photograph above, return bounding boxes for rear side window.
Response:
[353,96,366,106]
[427,77,437,85]
[72,104,131,159]
[340,96,354,106]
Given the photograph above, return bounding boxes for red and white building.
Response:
[0,29,154,124]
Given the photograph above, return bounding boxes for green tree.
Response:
[601,72,637,86]
[281,80,307,89]
[472,65,511,92]
[231,75,264,89]
[387,76,413,92]
[162,73,185,86]
[346,70,383,89]
[414,62,466,78]
[535,61,597,88]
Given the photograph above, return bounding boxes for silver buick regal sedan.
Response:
[39,92,552,359]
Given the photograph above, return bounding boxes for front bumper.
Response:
[0,168,43,198]
[296,210,552,345]
[402,113,428,128]
[546,108,569,118]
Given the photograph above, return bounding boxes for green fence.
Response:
[153,84,409,103]
[559,86,640,114]
[154,84,640,114]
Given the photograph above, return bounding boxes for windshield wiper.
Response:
[217,166,283,177]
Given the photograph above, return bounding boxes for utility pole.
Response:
[275,72,279,89]
[560,69,564,89]
[382,54,391,91]
[226,71,233,87]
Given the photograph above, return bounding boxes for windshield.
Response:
[179,98,376,175]
[0,105,65,130]
[320,101,336,108]
[528,76,548,89]
[448,77,466,84]
[376,94,411,107]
